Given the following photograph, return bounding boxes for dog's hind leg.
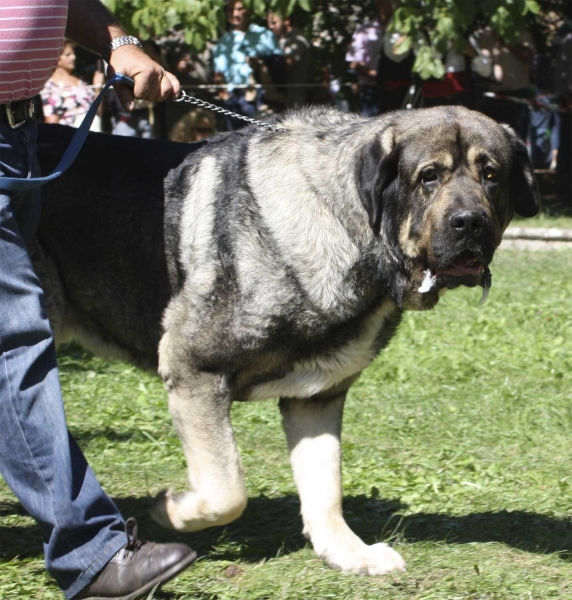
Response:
[151,335,247,531]
[280,394,406,575]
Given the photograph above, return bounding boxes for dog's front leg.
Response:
[151,363,247,532]
[280,395,405,575]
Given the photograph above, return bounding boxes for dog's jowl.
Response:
[35,106,539,575]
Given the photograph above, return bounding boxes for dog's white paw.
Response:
[321,540,406,576]
[150,488,247,532]
[150,489,181,530]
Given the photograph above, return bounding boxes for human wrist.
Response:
[102,35,143,63]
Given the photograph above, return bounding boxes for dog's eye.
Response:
[421,168,438,184]
[484,165,498,182]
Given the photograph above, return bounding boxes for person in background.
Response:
[107,89,155,138]
[162,33,214,135]
[529,51,560,170]
[345,0,412,115]
[345,0,393,116]
[213,0,282,129]
[375,10,415,112]
[476,28,536,141]
[0,1,197,599]
[169,107,216,143]
[554,20,572,208]
[40,39,105,131]
[419,43,474,108]
[267,10,310,108]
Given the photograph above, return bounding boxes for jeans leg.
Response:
[222,93,255,131]
[359,86,383,117]
[0,123,126,599]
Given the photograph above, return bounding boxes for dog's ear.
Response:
[501,124,540,218]
[355,137,399,235]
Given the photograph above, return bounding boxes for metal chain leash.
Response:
[176,90,287,133]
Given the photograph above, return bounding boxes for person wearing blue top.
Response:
[213,0,282,129]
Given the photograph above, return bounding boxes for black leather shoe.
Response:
[73,518,197,600]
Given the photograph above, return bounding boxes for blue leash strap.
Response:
[0,73,134,192]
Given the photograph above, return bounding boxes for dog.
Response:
[34,105,539,575]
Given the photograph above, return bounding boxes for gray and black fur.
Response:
[34,105,539,575]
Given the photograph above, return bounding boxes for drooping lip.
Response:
[435,251,483,278]
[418,251,485,294]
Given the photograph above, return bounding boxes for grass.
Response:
[1,247,571,599]
[512,194,572,230]
[524,168,572,229]
[513,213,572,230]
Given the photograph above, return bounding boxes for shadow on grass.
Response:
[71,428,162,444]
[1,495,570,563]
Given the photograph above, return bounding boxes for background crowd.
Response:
[36,0,571,206]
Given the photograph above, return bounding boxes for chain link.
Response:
[176,90,287,133]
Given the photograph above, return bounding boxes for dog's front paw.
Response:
[150,487,247,532]
[320,540,406,576]
[150,489,184,530]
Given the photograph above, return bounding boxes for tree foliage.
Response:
[101,0,311,48]
[102,0,568,80]
[389,0,543,80]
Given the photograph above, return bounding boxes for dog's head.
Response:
[355,106,540,310]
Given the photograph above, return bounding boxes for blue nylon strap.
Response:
[0,73,135,192]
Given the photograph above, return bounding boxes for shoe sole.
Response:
[79,549,198,600]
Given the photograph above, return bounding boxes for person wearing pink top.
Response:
[0,2,198,599]
[345,0,394,116]
[40,40,104,129]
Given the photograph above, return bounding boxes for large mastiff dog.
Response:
[34,106,539,575]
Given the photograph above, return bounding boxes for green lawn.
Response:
[513,213,572,230]
[1,247,571,599]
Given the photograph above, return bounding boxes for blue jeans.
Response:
[0,119,126,599]
[359,84,383,117]
[222,92,256,131]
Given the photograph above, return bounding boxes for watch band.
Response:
[103,35,143,62]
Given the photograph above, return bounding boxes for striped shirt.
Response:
[0,1,68,105]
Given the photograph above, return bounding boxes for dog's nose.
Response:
[449,211,485,239]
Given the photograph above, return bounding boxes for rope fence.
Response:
[85,81,571,114]
[174,82,572,114]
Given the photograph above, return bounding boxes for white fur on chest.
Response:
[246,299,396,400]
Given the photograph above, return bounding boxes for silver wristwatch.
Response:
[103,35,143,62]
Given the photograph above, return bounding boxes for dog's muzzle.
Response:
[418,208,496,304]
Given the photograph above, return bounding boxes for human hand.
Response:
[107,44,181,110]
